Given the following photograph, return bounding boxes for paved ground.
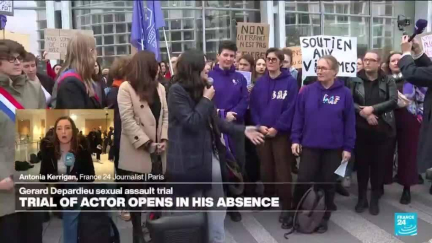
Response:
[42,174,432,243]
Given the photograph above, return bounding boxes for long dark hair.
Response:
[172,50,206,103]
[53,116,79,160]
[125,51,159,103]
[92,59,102,82]
[386,51,402,75]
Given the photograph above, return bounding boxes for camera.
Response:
[397,15,411,32]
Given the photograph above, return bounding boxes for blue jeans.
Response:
[63,211,80,243]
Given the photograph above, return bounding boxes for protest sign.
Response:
[421,34,432,58]
[300,35,357,81]
[236,22,269,60]
[0,1,13,16]
[236,70,252,87]
[44,29,94,60]
[285,46,302,69]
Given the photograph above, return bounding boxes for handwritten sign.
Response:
[236,22,269,60]
[285,46,302,69]
[236,70,252,87]
[421,34,432,58]
[0,1,13,16]
[300,35,357,80]
[44,29,94,60]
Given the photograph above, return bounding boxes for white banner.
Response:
[300,35,357,81]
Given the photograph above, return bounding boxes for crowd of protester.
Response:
[0,32,432,243]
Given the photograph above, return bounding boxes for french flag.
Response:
[0,87,24,122]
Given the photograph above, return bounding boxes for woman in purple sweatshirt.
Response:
[291,55,356,233]
[249,48,298,229]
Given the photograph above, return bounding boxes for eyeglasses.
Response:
[316,67,330,72]
[363,58,378,63]
[2,55,23,63]
[266,57,279,63]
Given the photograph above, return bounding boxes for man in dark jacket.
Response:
[399,35,432,194]
[350,50,398,216]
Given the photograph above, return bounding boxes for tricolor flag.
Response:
[0,86,24,122]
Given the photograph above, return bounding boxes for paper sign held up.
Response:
[44,29,94,60]
[236,22,270,60]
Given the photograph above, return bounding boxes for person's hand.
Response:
[0,177,14,191]
[226,112,237,122]
[266,128,278,138]
[203,86,215,100]
[359,106,374,117]
[367,115,379,126]
[412,38,422,55]
[342,151,351,162]
[245,126,265,145]
[401,35,413,53]
[247,85,253,93]
[156,140,167,154]
[258,126,269,135]
[42,51,48,61]
[291,143,302,156]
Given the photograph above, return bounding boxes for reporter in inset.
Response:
[0,39,46,243]
[249,48,298,229]
[398,35,432,195]
[117,51,168,243]
[291,55,356,232]
[52,33,101,109]
[166,49,264,243]
[39,116,95,243]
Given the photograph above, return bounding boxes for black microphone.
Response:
[408,19,428,42]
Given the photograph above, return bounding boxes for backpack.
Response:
[284,186,326,239]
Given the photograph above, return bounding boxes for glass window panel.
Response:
[324,16,369,55]
[104,36,114,45]
[183,19,194,29]
[184,31,194,41]
[127,23,132,32]
[92,15,101,23]
[324,4,335,13]
[117,35,128,44]
[172,43,182,52]
[170,20,181,30]
[95,36,102,46]
[117,45,127,55]
[184,42,194,51]
[171,32,182,41]
[96,47,102,56]
[92,25,102,35]
[103,14,113,23]
[351,1,370,15]
[115,13,126,22]
[104,25,114,34]
[372,2,394,17]
[286,14,321,47]
[105,46,115,56]
[116,24,126,33]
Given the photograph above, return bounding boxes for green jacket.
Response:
[0,74,46,217]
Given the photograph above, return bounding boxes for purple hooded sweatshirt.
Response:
[291,80,356,152]
[209,64,248,123]
[249,69,298,133]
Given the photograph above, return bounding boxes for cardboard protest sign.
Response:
[421,34,432,58]
[300,35,357,81]
[236,22,269,60]
[44,29,94,60]
[285,46,302,69]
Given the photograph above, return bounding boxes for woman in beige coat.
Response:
[117,50,168,243]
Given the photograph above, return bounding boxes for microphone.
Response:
[64,152,75,175]
[207,77,214,88]
[408,19,428,42]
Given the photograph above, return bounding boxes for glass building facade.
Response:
[30,0,418,67]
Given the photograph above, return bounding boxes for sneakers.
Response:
[399,187,411,205]
[315,220,328,233]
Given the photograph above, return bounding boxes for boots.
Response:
[355,192,368,213]
[369,191,380,216]
[399,187,411,205]
[131,212,145,243]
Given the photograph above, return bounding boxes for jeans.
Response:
[63,211,80,243]
[206,154,226,243]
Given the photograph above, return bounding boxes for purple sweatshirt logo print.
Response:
[323,94,341,105]
[272,90,288,100]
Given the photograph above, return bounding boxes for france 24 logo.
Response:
[395,213,417,236]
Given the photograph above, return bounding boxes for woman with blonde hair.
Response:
[51,32,101,109]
